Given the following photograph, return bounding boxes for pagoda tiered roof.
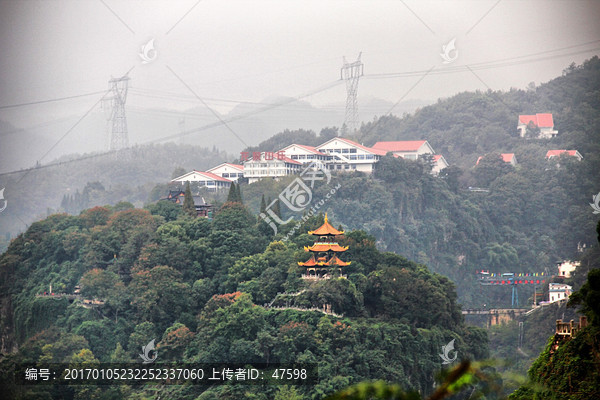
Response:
[299,214,351,271]
[304,243,348,252]
[297,253,351,267]
[308,214,344,236]
[322,254,351,267]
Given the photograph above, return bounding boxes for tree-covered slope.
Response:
[509,222,600,400]
[0,201,487,399]
[238,58,600,308]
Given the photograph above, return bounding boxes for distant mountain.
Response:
[0,97,430,173]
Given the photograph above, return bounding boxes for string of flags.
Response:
[476,270,548,285]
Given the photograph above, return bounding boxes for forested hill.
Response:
[0,203,487,399]
[359,56,600,170]
[0,143,233,246]
[240,57,600,307]
[246,57,600,173]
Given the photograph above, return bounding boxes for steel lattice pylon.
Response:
[340,52,363,134]
[106,76,130,151]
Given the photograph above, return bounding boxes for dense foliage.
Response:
[1,57,599,399]
[240,58,600,311]
[508,222,600,399]
[0,199,486,399]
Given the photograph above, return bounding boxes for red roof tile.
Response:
[280,144,327,156]
[545,150,579,158]
[372,140,427,152]
[207,163,244,172]
[518,113,554,128]
[476,154,515,165]
[317,137,388,156]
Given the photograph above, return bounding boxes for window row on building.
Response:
[169,138,451,188]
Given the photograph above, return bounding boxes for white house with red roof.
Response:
[171,170,233,191]
[371,140,435,160]
[431,155,449,175]
[315,137,387,173]
[207,163,245,182]
[545,150,583,161]
[243,152,302,183]
[278,144,329,164]
[371,140,448,175]
[476,153,518,166]
[518,113,558,138]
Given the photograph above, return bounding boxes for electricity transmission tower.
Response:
[105,75,130,151]
[340,52,363,134]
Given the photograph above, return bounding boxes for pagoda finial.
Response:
[324,213,328,223]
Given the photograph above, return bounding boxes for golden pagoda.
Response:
[299,214,350,279]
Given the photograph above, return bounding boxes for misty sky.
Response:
[1,0,599,130]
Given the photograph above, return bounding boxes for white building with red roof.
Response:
[371,140,448,175]
[243,152,302,183]
[207,163,245,182]
[545,150,583,161]
[278,144,329,164]
[315,137,387,173]
[371,140,435,160]
[431,155,449,175]
[171,170,233,191]
[476,153,518,166]
[518,113,558,138]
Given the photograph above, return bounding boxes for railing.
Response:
[266,305,343,318]
[35,293,105,306]
[301,274,347,280]
[461,308,529,315]
[556,316,588,338]
[36,293,80,300]
[266,290,307,308]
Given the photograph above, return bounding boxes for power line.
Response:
[0,91,106,110]
[0,79,343,178]
[365,41,600,80]
[144,78,343,144]
[15,89,112,183]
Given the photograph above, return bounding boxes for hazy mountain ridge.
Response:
[0,97,429,173]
